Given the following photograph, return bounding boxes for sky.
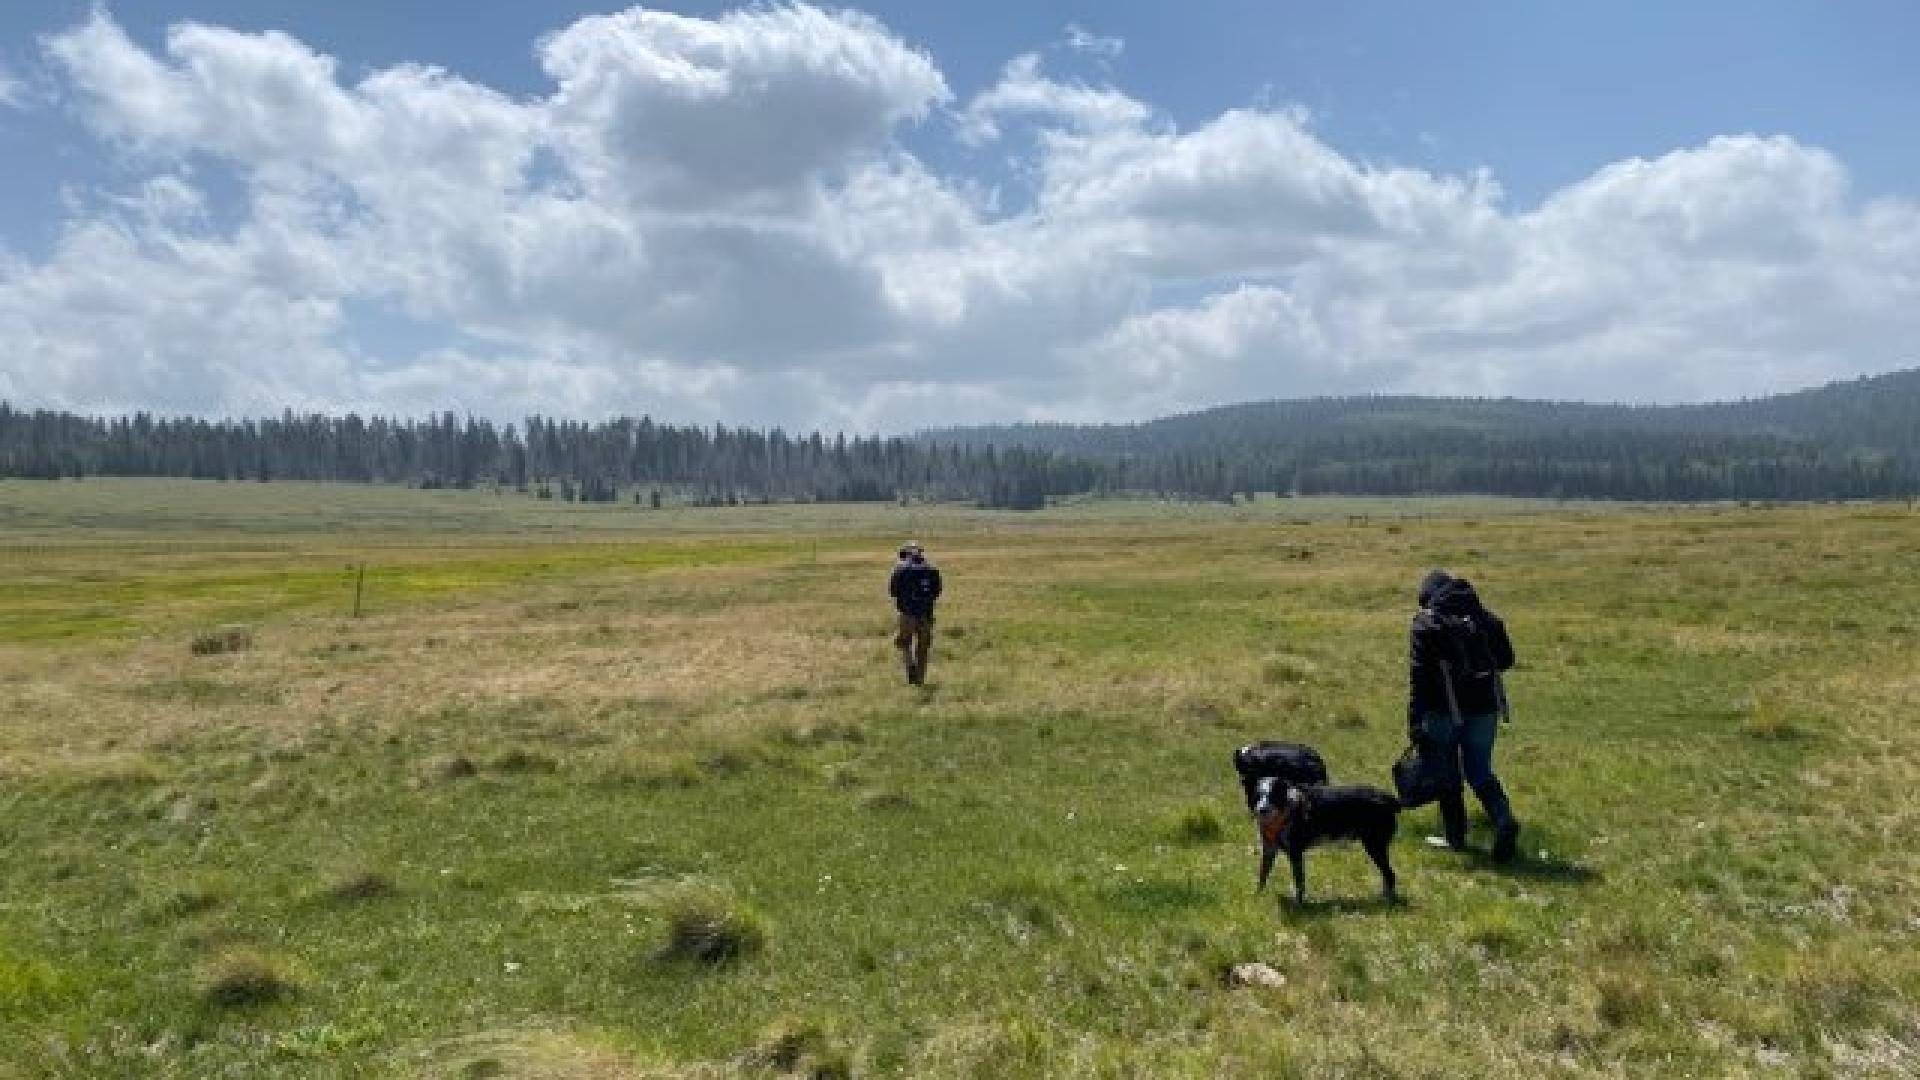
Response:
[1,2,1917,431]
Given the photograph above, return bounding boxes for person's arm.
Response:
[889,565,905,600]
[1484,610,1515,671]
[1407,616,1431,740]
[929,566,943,601]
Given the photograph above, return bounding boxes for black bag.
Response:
[1233,741,1329,815]
[1392,740,1461,808]
[1431,607,1513,725]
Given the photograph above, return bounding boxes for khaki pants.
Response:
[895,612,933,680]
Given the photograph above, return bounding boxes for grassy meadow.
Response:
[2,479,1918,1077]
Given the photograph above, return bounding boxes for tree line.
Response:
[4,367,1917,505]
[0,405,1086,509]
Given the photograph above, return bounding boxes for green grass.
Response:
[2,481,1918,1076]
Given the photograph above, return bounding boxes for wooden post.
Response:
[353,563,366,618]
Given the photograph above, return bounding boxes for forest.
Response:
[3,369,1916,504]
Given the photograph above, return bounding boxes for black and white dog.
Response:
[1253,776,1400,904]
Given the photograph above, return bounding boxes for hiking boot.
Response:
[1492,817,1520,863]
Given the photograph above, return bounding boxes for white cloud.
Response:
[539,4,947,214]
[1064,24,1124,60]
[957,53,1150,146]
[3,6,1917,430]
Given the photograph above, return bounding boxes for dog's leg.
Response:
[1364,834,1397,900]
[1288,848,1307,904]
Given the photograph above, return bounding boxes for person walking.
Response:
[889,541,942,685]
[1408,569,1521,861]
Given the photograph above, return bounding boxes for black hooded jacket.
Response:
[890,558,942,619]
[1408,575,1514,729]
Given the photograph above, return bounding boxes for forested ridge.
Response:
[3,369,1916,504]
[929,369,1920,501]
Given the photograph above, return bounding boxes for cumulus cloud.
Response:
[541,4,947,214]
[2,5,1916,430]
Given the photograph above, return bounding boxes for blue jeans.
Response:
[1418,710,1514,827]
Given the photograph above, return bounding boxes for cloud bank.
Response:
[2,6,1916,429]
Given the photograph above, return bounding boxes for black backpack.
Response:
[1433,611,1499,682]
[1233,741,1329,815]
[1427,608,1510,723]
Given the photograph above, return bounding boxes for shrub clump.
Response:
[197,948,296,1008]
[656,887,768,967]
[190,624,254,657]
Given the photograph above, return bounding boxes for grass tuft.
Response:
[978,881,1063,940]
[189,624,254,656]
[1742,698,1806,740]
[1261,654,1319,686]
[654,886,768,967]
[323,869,396,903]
[489,748,559,774]
[746,1017,854,1078]
[1593,967,1659,1030]
[197,948,297,1008]
[1170,804,1226,845]
[422,755,478,783]
[149,885,225,922]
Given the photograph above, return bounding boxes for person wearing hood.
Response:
[889,541,942,686]
[1409,569,1521,861]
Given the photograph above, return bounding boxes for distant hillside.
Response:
[927,368,1920,501]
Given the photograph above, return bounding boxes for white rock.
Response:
[1227,962,1286,989]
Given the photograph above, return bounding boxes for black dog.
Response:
[1232,741,1328,817]
[1253,777,1400,904]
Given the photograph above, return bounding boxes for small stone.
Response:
[1226,962,1286,989]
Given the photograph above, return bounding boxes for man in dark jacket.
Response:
[1409,569,1520,861]
[889,541,942,685]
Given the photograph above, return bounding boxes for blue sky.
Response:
[2,2,1917,428]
